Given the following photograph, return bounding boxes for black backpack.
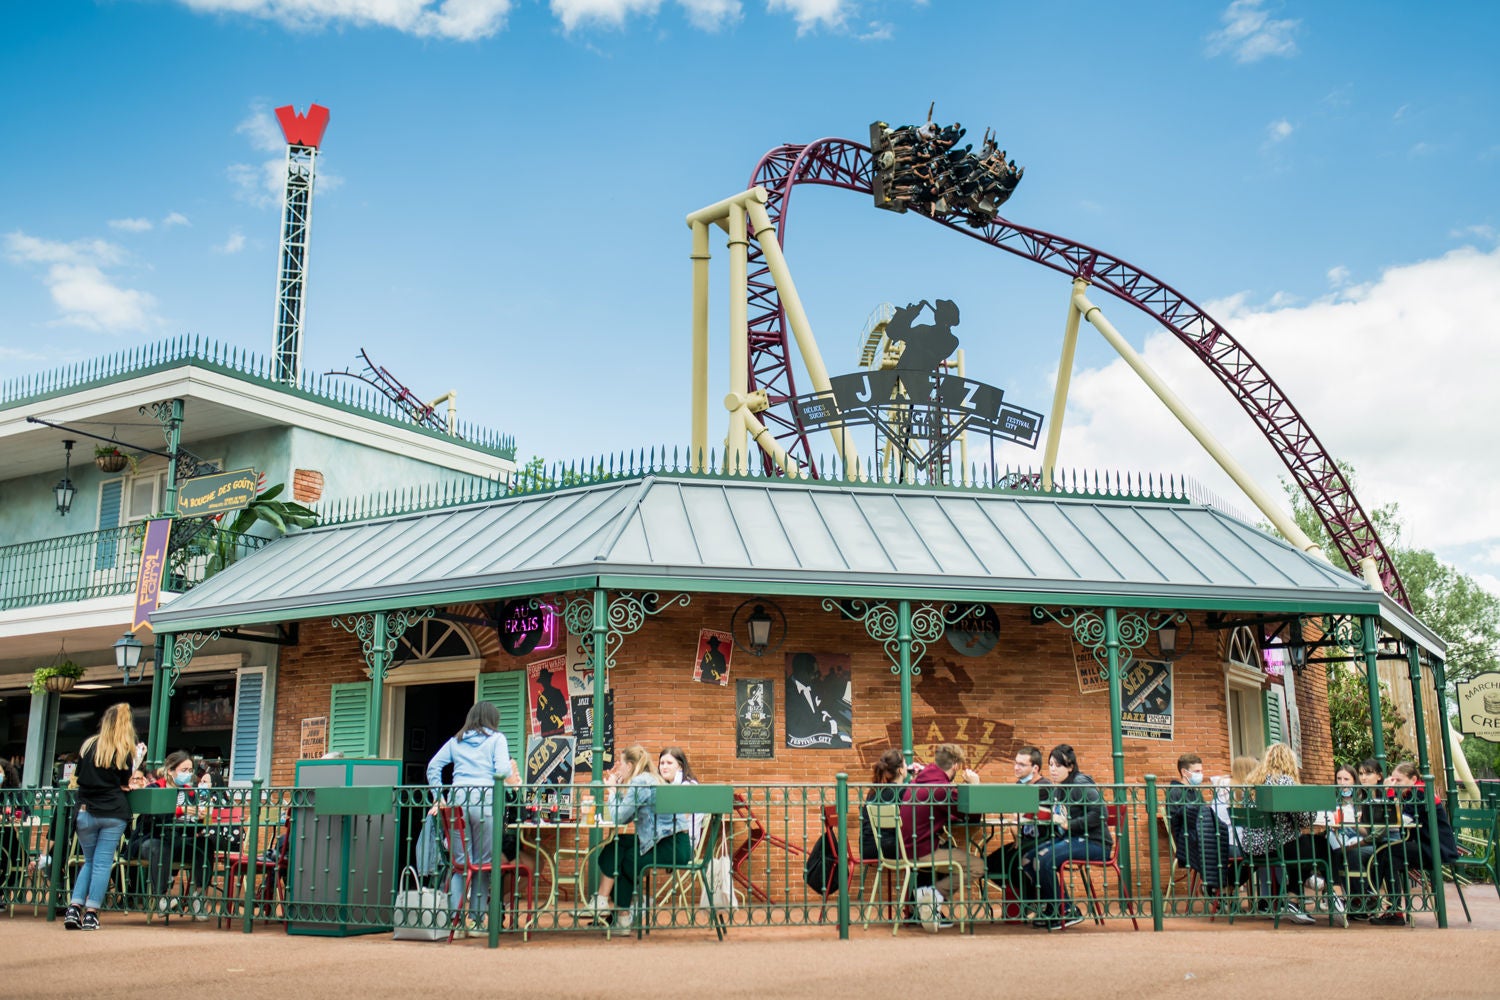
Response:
[803,831,841,895]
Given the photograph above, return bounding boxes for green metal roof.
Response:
[151,473,1440,652]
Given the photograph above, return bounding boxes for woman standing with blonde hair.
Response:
[64,703,137,931]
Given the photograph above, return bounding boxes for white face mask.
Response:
[1016,774,1032,784]
[1187,772,1204,786]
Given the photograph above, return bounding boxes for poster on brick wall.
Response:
[565,638,599,697]
[785,652,853,749]
[693,628,733,686]
[570,692,615,772]
[1121,658,1173,741]
[1075,637,1109,695]
[736,679,775,759]
[527,657,573,736]
[524,735,575,819]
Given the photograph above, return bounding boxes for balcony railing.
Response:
[0,523,270,612]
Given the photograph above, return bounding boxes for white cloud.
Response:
[236,106,285,153]
[108,217,153,233]
[1266,118,1293,143]
[4,231,158,332]
[228,160,288,209]
[162,211,191,227]
[550,0,743,31]
[216,230,247,254]
[175,0,512,41]
[1206,0,1299,63]
[1450,224,1497,244]
[680,0,740,30]
[1326,265,1350,288]
[767,0,848,33]
[1053,246,1500,577]
[856,19,892,41]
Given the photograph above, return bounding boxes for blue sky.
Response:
[3,1,1499,593]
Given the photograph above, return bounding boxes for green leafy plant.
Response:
[198,482,318,577]
[30,659,86,694]
[93,444,137,473]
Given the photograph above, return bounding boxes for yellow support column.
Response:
[1073,288,1323,557]
[690,221,711,470]
[727,207,750,474]
[1042,278,1086,491]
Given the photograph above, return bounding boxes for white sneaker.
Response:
[615,909,633,930]
[1305,875,1326,892]
[1283,902,1316,926]
[190,892,210,922]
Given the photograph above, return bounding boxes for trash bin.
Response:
[287,758,400,937]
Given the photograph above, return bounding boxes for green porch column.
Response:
[162,398,184,517]
[367,612,390,758]
[1360,614,1387,773]
[897,600,914,767]
[1405,643,1433,778]
[149,632,178,767]
[1104,608,1126,786]
[1430,656,1459,796]
[591,588,608,783]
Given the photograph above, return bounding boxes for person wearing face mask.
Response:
[984,746,1050,902]
[135,751,216,920]
[1364,762,1460,926]
[1164,753,1205,874]
[1321,764,1365,922]
[1018,744,1110,930]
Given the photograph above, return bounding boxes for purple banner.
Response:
[132,518,173,632]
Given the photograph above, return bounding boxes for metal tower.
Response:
[271,103,330,385]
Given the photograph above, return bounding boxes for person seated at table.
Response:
[1356,758,1385,787]
[900,743,986,932]
[128,751,217,919]
[0,760,26,897]
[586,744,695,929]
[1165,753,1205,872]
[426,700,518,938]
[1364,761,1460,926]
[1238,743,1318,925]
[983,746,1049,899]
[1322,764,1369,919]
[1017,744,1109,930]
[658,747,704,846]
[1196,755,1258,899]
[860,749,906,864]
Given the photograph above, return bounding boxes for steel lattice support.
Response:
[273,143,318,385]
[744,139,1408,606]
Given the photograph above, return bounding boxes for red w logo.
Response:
[275,104,331,149]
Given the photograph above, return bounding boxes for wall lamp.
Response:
[55,440,77,516]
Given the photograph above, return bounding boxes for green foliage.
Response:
[195,483,318,578]
[1457,730,1500,779]
[511,456,599,494]
[1327,665,1409,766]
[30,659,85,694]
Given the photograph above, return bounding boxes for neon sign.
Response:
[497,599,558,657]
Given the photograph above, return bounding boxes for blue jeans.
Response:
[72,809,127,910]
[1025,836,1109,909]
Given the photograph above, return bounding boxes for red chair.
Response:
[730,791,807,904]
[1056,804,1140,931]
[819,805,882,916]
[221,814,290,927]
[437,805,533,942]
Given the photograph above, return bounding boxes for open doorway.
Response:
[400,681,472,785]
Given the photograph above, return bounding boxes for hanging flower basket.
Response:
[95,449,129,473]
[31,659,86,694]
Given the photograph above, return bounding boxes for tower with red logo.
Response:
[271,104,329,384]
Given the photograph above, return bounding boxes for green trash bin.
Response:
[287,759,401,937]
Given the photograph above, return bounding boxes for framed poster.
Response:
[570,692,615,772]
[527,656,573,736]
[736,679,774,759]
[524,735,576,819]
[1121,658,1173,741]
[299,717,327,759]
[785,652,853,749]
[693,628,733,686]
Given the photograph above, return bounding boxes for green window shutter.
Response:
[329,681,372,757]
[1265,686,1286,746]
[476,671,527,780]
[95,480,124,570]
[230,668,265,783]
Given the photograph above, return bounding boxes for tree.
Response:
[1325,665,1408,767]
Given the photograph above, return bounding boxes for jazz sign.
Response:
[1457,671,1500,743]
[176,469,258,518]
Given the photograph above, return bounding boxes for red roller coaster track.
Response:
[745,138,1409,608]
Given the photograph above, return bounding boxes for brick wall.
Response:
[269,596,1311,787]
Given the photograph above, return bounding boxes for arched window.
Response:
[1223,626,1269,760]
[394,619,478,666]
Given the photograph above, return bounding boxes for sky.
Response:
[2,0,1499,598]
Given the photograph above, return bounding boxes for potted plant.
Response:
[31,660,86,694]
[94,444,131,473]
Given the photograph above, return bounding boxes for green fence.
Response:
[3,778,1472,942]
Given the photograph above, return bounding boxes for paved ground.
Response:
[5,886,1498,1000]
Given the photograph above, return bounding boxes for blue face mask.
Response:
[1017,774,1032,784]
[1340,786,1354,798]
[1186,772,1204,786]
[173,772,195,787]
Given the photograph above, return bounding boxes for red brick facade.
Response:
[269,595,1334,788]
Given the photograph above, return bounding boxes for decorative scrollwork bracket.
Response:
[563,591,691,670]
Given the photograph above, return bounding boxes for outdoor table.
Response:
[516,819,620,915]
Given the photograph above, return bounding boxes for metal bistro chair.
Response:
[862,803,968,936]
[1056,804,1140,931]
[1448,805,1499,923]
[635,784,734,940]
[821,804,881,920]
[437,804,534,942]
[1156,807,1202,913]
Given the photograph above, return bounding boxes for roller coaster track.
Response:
[746,138,1408,607]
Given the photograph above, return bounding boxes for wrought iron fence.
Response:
[3,780,1464,941]
[0,524,268,611]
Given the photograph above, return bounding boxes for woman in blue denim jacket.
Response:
[586,744,694,927]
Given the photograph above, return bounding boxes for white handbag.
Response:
[392,865,450,941]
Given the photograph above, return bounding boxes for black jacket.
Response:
[75,744,132,822]
[1043,773,1111,850]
